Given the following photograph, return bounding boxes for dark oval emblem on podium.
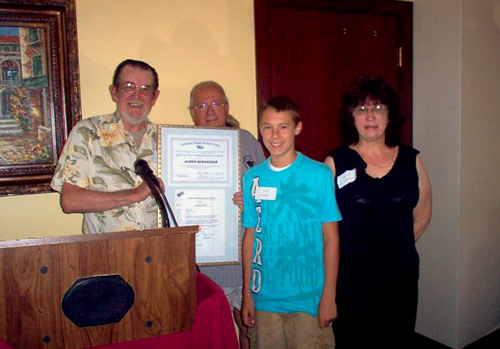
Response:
[62,274,135,327]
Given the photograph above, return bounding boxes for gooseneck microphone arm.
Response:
[134,159,178,228]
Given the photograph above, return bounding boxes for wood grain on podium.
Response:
[0,226,199,348]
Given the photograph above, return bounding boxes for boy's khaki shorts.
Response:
[254,310,335,349]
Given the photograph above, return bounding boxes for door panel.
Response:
[256,0,412,161]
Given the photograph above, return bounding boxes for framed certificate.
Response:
[158,125,241,265]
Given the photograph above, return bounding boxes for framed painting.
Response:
[0,0,81,196]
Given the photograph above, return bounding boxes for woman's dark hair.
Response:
[112,59,159,91]
[339,75,402,146]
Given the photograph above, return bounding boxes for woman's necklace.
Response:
[356,145,397,168]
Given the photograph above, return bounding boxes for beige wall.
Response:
[413,0,461,345]
[0,0,257,240]
[459,0,500,345]
[413,0,500,347]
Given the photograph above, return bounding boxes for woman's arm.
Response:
[324,156,336,176]
[413,155,432,241]
[318,221,339,329]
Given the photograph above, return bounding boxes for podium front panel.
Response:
[0,226,199,348]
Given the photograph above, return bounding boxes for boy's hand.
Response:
[241,293,255,327]
[317,293,337,329]
[232,191,244,212]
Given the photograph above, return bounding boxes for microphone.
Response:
[134,159,178,228]
[134,159,160,189]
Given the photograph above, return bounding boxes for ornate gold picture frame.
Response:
[0,0,81,196]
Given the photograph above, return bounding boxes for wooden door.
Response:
[255,0,412,161]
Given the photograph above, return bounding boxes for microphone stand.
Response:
[159,191,178,227]
[134,160,178,228]
[141,175,171,228]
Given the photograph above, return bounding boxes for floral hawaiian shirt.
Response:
[50,111,159,234]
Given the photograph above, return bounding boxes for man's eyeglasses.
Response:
[353,104,388,115]
[119,82,155,97]
[193,101,225,111]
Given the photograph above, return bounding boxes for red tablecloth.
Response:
[0,272,238,349]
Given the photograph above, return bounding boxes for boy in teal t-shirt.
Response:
[242,96,342,348]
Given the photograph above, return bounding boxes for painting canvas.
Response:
[0,0,81,196]
[0,26,54,165]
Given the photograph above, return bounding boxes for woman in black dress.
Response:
[324,76,432,348]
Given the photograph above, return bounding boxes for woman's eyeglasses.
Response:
[353,104,388,115]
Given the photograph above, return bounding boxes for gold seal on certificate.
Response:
[158,125,241,265]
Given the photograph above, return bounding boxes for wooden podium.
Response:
[0,226,200,349]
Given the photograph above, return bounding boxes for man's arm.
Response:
[318,221,339,329]
[60,182,153,213]
[241,227,256,327]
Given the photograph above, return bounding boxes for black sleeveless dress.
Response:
[329,145,420,348]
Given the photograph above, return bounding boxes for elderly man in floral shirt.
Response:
[51,59,161,234]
